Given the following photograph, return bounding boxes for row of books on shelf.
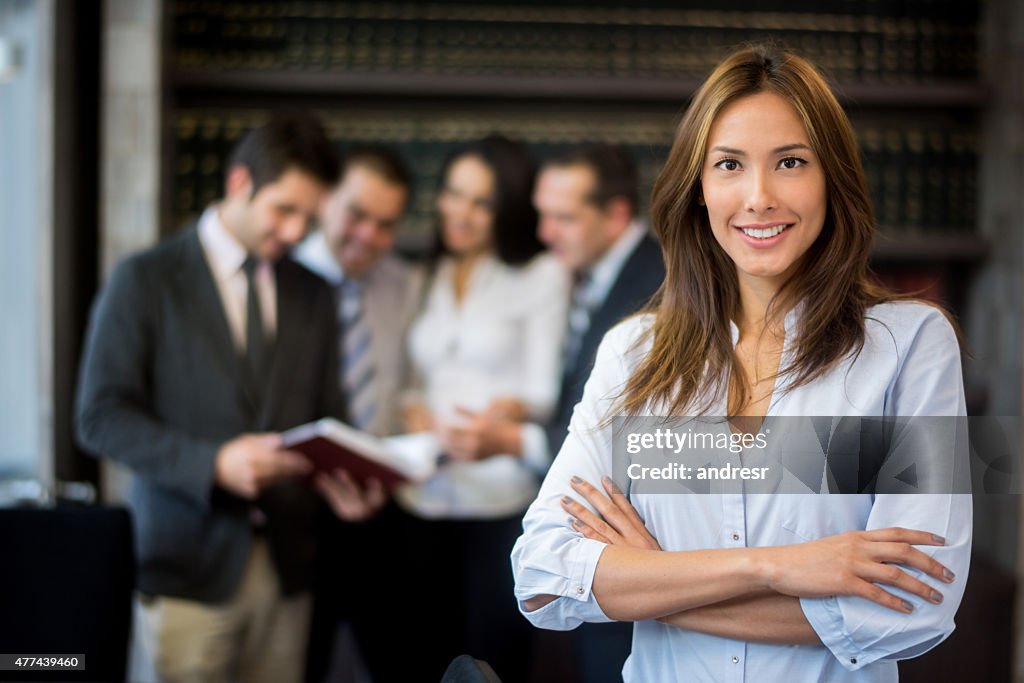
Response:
[171,0,979,22]
[859,126,978,232]
[169,108,980,240]
[171,1,978,83]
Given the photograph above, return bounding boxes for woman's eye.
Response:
[779,157,806,170]
[715,159,740,171]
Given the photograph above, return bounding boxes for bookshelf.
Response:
[161,0,990,313]
[171,69,989,107]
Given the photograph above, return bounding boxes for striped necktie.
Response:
[338,278,377,431]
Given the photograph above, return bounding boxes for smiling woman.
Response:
[512,44,972,683]
[702,91,827,288]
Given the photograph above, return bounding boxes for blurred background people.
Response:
[531,142,666,682]
[363,134,569,681]
[295,146,421,438]
[442,142,666,681]
[294,146,422,682]
[74,113,346,683]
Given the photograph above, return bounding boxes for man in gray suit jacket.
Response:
[75,114,358,683]
[294,146,421,439]
[293,146,420,681]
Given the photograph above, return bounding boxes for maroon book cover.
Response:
[286,434,410,488]
[280,419,438,489]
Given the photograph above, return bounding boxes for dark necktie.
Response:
[242,256,270,393]
[564,271,593,374]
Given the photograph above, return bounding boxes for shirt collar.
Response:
[728,299,807,347]
[293,230,345,285]
[198,204,250,281]
[580,220,646,303]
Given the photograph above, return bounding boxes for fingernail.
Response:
[943,568,956,582]
[571,518,582,528]
[902,600,914,612]
[571,475,583,485]
[561,495,574,505]
[932,534,946,544]
[930,590,943,604]
[603,476,622,494]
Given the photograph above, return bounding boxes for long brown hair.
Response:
[619,44,899,418]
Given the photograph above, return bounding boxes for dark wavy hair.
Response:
[431,135,543,266]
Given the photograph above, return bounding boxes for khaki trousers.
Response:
[136,539,311,683]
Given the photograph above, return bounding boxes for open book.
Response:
[280,418,442,488]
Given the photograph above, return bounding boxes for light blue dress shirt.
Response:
[511,301,972,682]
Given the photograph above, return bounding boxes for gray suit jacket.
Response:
[75,225,346,602]
[294,233,422,437]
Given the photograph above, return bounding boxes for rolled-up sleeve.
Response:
[511,530,611,629]
[801,493,972,670]
[511,318,650,630]
[803,303,972,670]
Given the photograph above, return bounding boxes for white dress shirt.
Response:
[399,251,570,519]
[197,205,276,349]
[512,301,972,682]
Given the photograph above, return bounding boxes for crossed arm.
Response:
[524,477,954,646]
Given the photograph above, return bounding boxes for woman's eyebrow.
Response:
[773,143,813,154]
[709,143,812,155]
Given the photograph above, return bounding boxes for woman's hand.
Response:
[757,527,956,613]
[402,402,434,433]
[560,475,662,551]
[439,407,522,462]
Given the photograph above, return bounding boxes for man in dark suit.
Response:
[75,114,369,683]
[442,143,664,682]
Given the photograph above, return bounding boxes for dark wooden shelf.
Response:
[834,81,990,108]
[871,233,989,262]
[171,69,989,107]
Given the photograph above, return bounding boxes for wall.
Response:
[0,0,54,485]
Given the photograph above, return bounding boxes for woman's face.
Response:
[700,91,827,292]
[437,154,496,257]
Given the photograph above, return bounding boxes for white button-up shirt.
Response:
[400,251,570,518]
[512,301,972,682]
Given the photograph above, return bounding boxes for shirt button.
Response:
[850,658,857,665]
[576,586,585,595]
[732,656,740,664]
[731,533,740,541]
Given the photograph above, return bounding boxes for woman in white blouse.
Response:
[512,46,971,683]
[382,135,568,681]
